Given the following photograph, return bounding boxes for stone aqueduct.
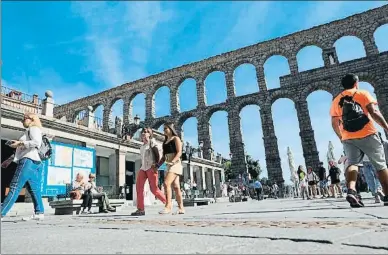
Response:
[54,5,388,183]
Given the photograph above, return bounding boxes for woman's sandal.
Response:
[159,208,172,215]
[173,210,185,215]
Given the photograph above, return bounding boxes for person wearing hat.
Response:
[155,123,185,214]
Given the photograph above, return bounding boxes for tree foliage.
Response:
[246,155,262,180]
[223,160,234,180]
[222,155,262,181]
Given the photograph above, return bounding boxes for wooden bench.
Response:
[49,199,126,215]
[183,198,211,207]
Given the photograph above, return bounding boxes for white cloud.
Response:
[305,1,346,27]
[71,1,172,88]
[218,1,272,51]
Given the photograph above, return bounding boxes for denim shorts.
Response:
[319,180,328,188]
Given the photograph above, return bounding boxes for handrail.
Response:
[1,86,43,106]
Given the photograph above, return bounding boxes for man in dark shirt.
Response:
[318,162,329,198]
[327,161,344,198]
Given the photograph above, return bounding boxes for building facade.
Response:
[0,87,224,202]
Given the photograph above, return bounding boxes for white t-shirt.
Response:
[139,139,161,171]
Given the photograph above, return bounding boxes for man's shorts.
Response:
[319,180,328,188]
[343,133,387,172]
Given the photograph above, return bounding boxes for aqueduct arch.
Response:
[54,5,388,184]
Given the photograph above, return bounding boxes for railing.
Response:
[93,116,104,130]
[1,86,42,114]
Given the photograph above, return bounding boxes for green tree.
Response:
[246,155,262,180]
[223,160,234,180]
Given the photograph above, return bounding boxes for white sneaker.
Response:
[22,214,44,221]
[375,194,382,203]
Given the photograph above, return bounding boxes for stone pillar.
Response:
[197,115,213,160]
[227,109,247,177]
[123,97,130,126]
[196,76,207,108]
[322,48,339,66]
[115,117,123,136]
[102,108,110,132]
[86,106,95,128]
[288,55,299,75]
[295,100,320,172]
[260,106,283,183]
[109,149,126,197]
[211,169,216,185]
[375,84,388,138]
[214,170,221,197]
[225,70,236,99]
[133,159,141,207]
[220,168,225,183]
[145,92,155,121]
[42,90,54,117]
[363,36,379,56]
[170,87,180,115]
[201,167,206,190]
[255,64,267,91]
[189,164,194,182]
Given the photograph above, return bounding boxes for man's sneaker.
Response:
[22,214,44,221]
[374,193,382,203]
[130,210,145,216]
[377,190,385,201]
[346,190,364,208]
[357,194,365,207]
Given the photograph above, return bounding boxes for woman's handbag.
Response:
[150,140,161,166]
[70,190,82,200]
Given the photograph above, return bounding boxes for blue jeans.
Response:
[1,158,44,217]
[361,161,381,195]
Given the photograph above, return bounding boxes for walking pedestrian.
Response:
[330,73,388,207]
[306,167,318,199]
[254,179,262,200]
[360,155,384,203]
[1,113,45,221]
[155,123,185,215]
[327,161,343,198]
[318,162,330,198]
[131,128,166,216]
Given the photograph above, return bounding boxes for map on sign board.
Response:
[54,145,73,167]
[47,166,72,186]
[73,148,93,168]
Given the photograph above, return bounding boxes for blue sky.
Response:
[2,1,388,183]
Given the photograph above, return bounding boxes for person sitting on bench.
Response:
[70,173,92,214]
[85,173,115,213]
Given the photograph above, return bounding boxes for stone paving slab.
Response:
[2,195,388,254]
